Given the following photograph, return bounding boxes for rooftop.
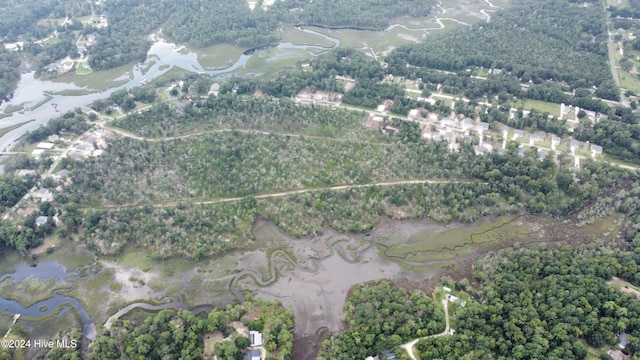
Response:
[35,216,48,226]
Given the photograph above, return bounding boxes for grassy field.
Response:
[312,27,422,54]
[49,89,96,96]
[3,104,25,114]
[0,120,34,137]
[280,27,336,48]
[606,0,629,8]
[53,62,133,90]
[29,96,53,111]
[612,45,640,93]
[75,61,92,75]
[245,47,311,75]
[383,216,518,261]
[150,66,189,86]
[512,99,561,117]
[192,43,247,68]
[0,277,67,307]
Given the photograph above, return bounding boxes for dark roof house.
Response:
[243,349,261,360]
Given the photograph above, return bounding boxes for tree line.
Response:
[387,0,614,97]
[417,242,640,359]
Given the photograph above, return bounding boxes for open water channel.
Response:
[0,28,339,157]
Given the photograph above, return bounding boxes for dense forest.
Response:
[85,0,432,70]
[387,0,613,94]
[0,0,57,40]
[318,281,444,359]
[416,243,640,359]
[89,297,293,360]
[23,110,92,143]
[0,46,20,101]
[609,0,640,19]
[22,93,631,258]
[276,0,432,29]
[0,297,293,360]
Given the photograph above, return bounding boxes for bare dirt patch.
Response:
[609,277,640,299]
[203,331,224,359]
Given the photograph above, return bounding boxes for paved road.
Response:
[401,299,451,360]
[603,1,626,105]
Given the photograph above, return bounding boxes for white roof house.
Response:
[250,331,263,346]
[32,149,45,158]
[530,134,545,145]
[37,142,55,149]
[35,216,48,226]
[591,144,603,156]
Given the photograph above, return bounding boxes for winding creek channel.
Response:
[0,212,619,358]
[0,28,339,156]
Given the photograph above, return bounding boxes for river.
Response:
[0,28,340,156]
[0,261,96,340]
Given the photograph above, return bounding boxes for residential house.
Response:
[551,136,561,147]
[47,134,60,142]
[441,117,457,128]
[478,122,490,132]
[381,122,399,135]
[462,118,474,131]
[376,99,394,113]
[35,216,48,227]
[618,332,628,349]
[85,135,99,146]
[443,131,454,142]
[512,129,524,140]
[591,144,603,157]
[364,114,383,128]
[243,349,261,360]
[517,147,526,157]
[380,350,397,360]
[34,188,52,202]
[529,134,545,146]
[365,356,379,360]
[250,331,263,347]
[81,106,98,116]
[475,145,489,155]
[570,139,580,153]
[75,142,93,156]
[584,110,596,120]
[37,142,55,150]
[538,150,548,161]
[209,83,221,96]
[55,169,70,180]
[501,125,509,138]
[408,109,421,119]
